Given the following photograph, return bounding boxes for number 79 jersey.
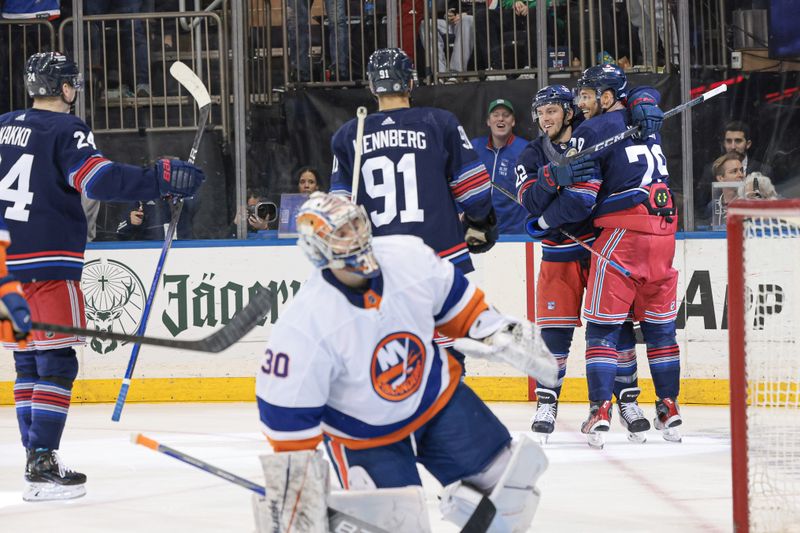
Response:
[329,107,492,273]
[0,109,108,282]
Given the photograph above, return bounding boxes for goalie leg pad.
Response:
[328,486,432,533]
[440,436,547,533]
[252,450,330,533]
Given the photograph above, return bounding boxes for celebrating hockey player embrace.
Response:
[1,52,205,501]
[255,192,556,532]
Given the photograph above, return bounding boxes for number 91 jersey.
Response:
[329,107,493,274]
[0,109,107,282]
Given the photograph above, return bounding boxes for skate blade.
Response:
[587,432,604,449]
[661,427,682,443]
[627,431,647,444]
[23,482,86,502]
[535,433,550,446]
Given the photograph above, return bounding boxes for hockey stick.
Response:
[492,182,632,277]
[31,288,270,353]
[111,61,212,422]
[546,83,728,166]
[351,106,368,203]
[132,433,391,533]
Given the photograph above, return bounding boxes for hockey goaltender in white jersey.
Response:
[254,192,557,533]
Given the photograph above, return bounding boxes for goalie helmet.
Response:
[367,48,416,96]
[576,63,628,101]
[296,192,380,278]
[25,52,83,98]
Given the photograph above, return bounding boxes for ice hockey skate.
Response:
[617,387,650,444]
[654,397,682,443]
[530,388,558,444]
[23,449,87,502]
[581,400,611,449]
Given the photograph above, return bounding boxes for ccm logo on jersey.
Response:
[371,332,426,402]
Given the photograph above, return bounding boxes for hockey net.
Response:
[727,200,800,533]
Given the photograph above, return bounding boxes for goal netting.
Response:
[727,200,800,533]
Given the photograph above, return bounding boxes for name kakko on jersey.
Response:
[0,125,32,147]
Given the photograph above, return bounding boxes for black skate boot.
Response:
[530,388,558,444]
[654,397,682,443]
[581,400,612,449]
[24,449,87,502]
[617,387,651,444]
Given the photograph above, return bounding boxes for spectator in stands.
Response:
[296,166,322,193]
[117,198,196,240]
[474,0,536,72]
[696,120,774,215]
[229,189,277,237]
[470,98,528,234]
[744,172,780,200]
[707,151,744,227]
[85,0,151,98]
[420,2,474,78]
[286,0,350,82]
[1,1,60,19]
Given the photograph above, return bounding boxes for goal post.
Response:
[727,199,800,533]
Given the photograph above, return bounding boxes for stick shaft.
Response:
[563,84,728,162]
[351,106,368,203]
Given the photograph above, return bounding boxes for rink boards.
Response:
[0,234,741,405]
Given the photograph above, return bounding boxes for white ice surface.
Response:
[0,402,732,532]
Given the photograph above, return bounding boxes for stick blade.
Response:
[197,288,272,353]
[170,61,211,108]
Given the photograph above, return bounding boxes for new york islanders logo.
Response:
[371,332,426,402]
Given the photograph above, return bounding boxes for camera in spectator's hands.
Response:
[247,201,278,222]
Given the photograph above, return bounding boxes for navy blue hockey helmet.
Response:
[531,84,575,124]
[25,52,82,98]
[576,64,628,101]
[367,48,416,96]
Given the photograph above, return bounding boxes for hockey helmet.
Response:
[296,192,380,278]
[576,64,628,101]
[25,52,83,98]
[366,48,416,96]
[531,84,577,126]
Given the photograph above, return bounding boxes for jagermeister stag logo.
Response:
[81,259,146,354]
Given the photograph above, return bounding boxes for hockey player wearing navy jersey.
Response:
[516,84,646,443]
[527,65,681,446]
[330,48,498,272]
[330,48,498,370]
[255,192,555,532]
[0,52,205,501]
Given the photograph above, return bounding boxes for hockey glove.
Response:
[463,209,499,254]
[0,276,31,346]
[453,308,558,386]
[524,217,550,239]
[537,157,597,191]
[155,159,206,198]
[629,93,664,140]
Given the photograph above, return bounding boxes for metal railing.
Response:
[57,10,229,139]
[0,19,57,114]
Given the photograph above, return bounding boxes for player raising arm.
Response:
[528,65,681,447]
[516,85,645,443]
[255,192,556,532]
[0,52,205,501]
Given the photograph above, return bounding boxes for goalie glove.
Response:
[453,308,558,387]
[463,208,499,254]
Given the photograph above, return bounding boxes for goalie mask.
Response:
[296,192,380,278]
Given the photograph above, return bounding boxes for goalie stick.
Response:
[112,61,212,422]
[491,181,632,277]
[351,106,368,203]
[132,433,392,533]
[31,288,271,353]
[544,83,728,166]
